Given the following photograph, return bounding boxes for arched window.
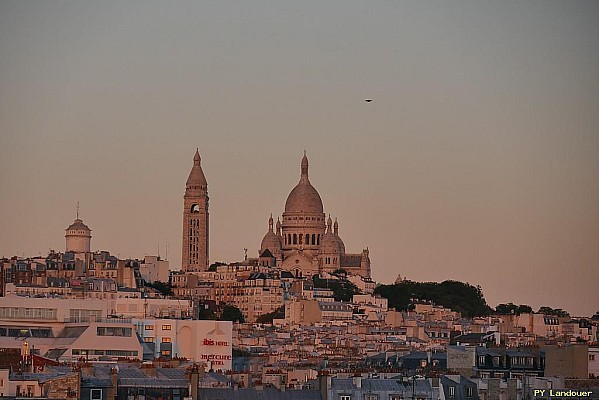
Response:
[312,234,316,245]
[317,234,321,245]
[299,234,303,245]
[293,234,297,244]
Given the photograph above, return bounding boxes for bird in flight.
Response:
[365,99,373,103]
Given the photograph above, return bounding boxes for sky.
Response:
[0,1,597,316]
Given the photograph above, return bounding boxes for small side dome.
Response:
[333,218,345,253]
[260,231,282,254]
[260,215,281,254]
[319,231,342,255]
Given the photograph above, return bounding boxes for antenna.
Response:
[76,202,80,219]
[165,244,169,261]
[244,248,248,260]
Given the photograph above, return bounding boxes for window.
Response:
[449,386,455,398]
[340,396,351,400]
[590,354,595,361]
[161,349,171,356]
[478,355,485,365]
[0,307,57,320]
[90,389,103,400]
[365,395,378,400]
[467,386,473,398]
[161,324,172,331]
[115,350,137,356]
[161,337,172,343]
[144,337,155,343]
[69,309,101,322]
[97,327,132,337]
[144,325,154,330]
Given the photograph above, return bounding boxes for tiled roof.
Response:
[200,388,322,400]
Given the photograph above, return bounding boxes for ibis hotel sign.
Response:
[198,321,233,369]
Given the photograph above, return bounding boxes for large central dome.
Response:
[284,153,324,214]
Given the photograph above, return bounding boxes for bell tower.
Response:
[182,149,209,271]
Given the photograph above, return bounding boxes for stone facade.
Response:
[65,218,91,253]
[259,153,371,278]
[44,372,80,399]
[182,149,209,272]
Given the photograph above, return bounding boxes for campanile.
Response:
[182,149,209,271]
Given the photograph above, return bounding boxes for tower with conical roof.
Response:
[65,204,92,253]
[182,149,209,271]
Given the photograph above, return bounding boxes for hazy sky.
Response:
[1,1,597,316]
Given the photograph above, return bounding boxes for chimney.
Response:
[106,366,118,400]
[488,379,500,400]
[142,362,157,378]
[185,364,202,400]
[318,372,332,400]
[80,363,94,377]
[353,375,362,388]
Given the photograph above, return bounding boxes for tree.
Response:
[538,306,569,317]
[145,281,173,297]
[496,303,518,315]
[374,280,492,317]
[495,303,532,315]
[312,274,361,302]
[256,306,285,324]
[221,305,244,323]
[199,307,217,320]
[232,348,250,358]
[516,305,533,315]
[208,262,227,272]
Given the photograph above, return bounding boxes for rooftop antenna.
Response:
[244,248,248,261]
[165,244,169,261]
[76,202,80,219]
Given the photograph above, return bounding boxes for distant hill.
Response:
[374,280,492,318]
